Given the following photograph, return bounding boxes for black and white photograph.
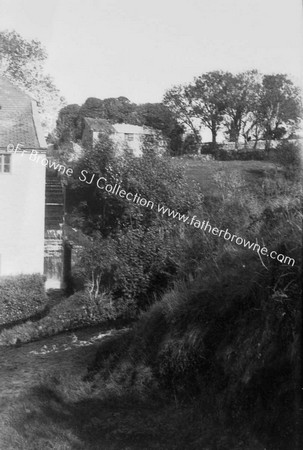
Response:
[0,1,302,448]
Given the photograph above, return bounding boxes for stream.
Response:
[0,326,122,404]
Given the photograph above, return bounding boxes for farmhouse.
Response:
[82,118,166,156]
[0,77,47,277]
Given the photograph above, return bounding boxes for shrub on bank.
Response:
[91,242,300,448]
[269,141,302,179]
[89,183,301,449]
[213,148,268,161]
[0,274,47,326]
[0,289,128,345]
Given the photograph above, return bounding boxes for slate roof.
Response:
[83,117,115,133]
[84,117,153,135]
[112,123,153,135]
[0,77,47,150]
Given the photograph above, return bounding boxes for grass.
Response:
[0,345,265,450]
[182,158,283,195]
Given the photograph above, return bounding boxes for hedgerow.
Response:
[0,274,47,326]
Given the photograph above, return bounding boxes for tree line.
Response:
[163,70,302,150]
[1,30,301,154]
[56,70,302,155]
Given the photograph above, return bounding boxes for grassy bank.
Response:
[87,251,300,448]
[0,344,265,450]
[0,290,127,346]
[2,210,298,448]
[182,158,283,195]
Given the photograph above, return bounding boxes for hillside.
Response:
[182,158,283,195]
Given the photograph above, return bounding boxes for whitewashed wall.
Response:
[0,151,46,276]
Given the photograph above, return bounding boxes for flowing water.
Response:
[0,326,120,403]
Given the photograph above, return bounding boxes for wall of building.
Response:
[0,151,46,276]
[111,132,143,157]
[92,130,143,156]
[88,123,166,157]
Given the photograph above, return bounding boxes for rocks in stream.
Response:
[28,330,115,355]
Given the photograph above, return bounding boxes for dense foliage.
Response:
[271,141,302,180]
[0,274,47,326]
[89,160,302,448]
[64,137,201,308]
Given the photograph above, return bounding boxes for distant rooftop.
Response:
[0,77,47,149]
[112,123,153,135]
[83,117,115,133]
[84,117,153,135]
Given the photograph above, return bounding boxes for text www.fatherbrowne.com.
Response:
[17,147,295,267]
[157,204,295,266]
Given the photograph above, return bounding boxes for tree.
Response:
[50,104,82,163]
[223,70,262,148]
[56,104,81,143]
[78,96,137,124]
[257,74,302,148]
[163,84,202,152]
[0,30,64,132]
[191,71,229,146]
[135,102,184,155]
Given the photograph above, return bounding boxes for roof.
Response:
[112,123,153,135]
[84,117,153,135]
[0,77,47,149]
[83,117,115,133]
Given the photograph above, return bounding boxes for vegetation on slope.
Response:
[0,142,301,449]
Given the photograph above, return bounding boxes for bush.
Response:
[269,141,302,179]
[182,133,201,154]
[214,148,268,161]
[0,274,47,325]
[89,238,300,446]
[0,289,128,345]
[88,173,302,448]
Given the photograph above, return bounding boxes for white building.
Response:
[111,123,155,157]
[82,118,166,156]
[0,77,47,276]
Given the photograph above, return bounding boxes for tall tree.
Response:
[257,74,302,148]
[0,30,65,132]
[223,70,262,148]
[191,71,229,146]
[56,104,81,142]
[163,84,202,152]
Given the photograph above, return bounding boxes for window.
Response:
[0,154,11,173]
[125,133,134,142]
[144,134,154,143]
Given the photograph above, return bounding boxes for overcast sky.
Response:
[0,0,302,105]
